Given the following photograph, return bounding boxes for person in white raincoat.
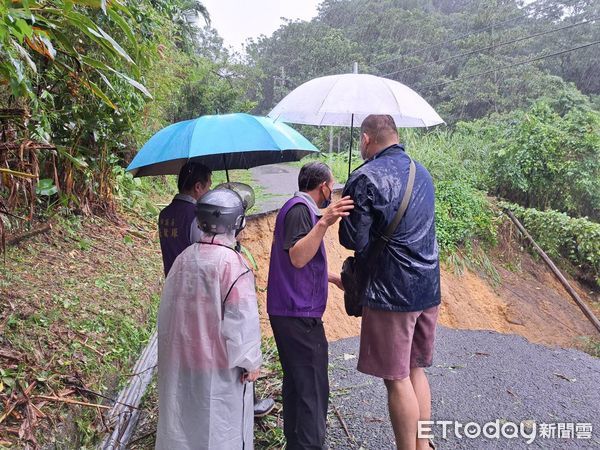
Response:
[156,188,262,450]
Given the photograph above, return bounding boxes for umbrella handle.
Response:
[348,114,354,180]
[222,154,230,183]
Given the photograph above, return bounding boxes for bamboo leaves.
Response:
[1,0,149,108]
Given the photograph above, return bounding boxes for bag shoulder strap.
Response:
[369,158,416,260]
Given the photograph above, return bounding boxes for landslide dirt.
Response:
[241,212,599,349]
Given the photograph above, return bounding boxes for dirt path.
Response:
[327,328,600,449]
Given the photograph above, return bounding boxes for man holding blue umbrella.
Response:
[129,112,319,421]
[158,161,212,276]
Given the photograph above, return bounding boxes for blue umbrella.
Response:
[127,113,318,178]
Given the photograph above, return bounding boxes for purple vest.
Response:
[158,198,196,276]
[267,196,328,318]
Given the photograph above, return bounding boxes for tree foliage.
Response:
[467,101,600,220]
[0,0,255,223]
[503,202,600,285]
[244,0,599,122]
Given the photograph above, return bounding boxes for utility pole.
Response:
[490,2,499,114]
[273,66,289,100]
[329,127,333,153]
[491,21,498,113]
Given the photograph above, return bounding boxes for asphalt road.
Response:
[326,327,600,449]
[250,163,345,213]
[250,164,300,213]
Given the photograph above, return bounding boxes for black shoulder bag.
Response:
[341,158,416,317]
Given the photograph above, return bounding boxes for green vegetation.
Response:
[579,337,600,358]
[128,336,285,449]
[293,93,599,267]
[253,338,286,450]
[503,202,600,285]
[1,0,599,446]
[1,0,256,232]
[476,102,599,220]
[246,0,599,123]
[294,148,497,257]
[0,213,162,447]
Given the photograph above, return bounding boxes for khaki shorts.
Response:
[357,305,439,380]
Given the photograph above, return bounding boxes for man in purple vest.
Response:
[158,161,212,276]
[267,162,354,449]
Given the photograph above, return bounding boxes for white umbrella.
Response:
[268,73,444,176]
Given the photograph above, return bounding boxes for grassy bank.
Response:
[0,212,163,448]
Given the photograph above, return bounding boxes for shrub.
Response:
[502,202,600,285]
[489,103,600,220]
[435,181,497,254]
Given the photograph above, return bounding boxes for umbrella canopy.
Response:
[127,113,318,177]
[268,73,444,128]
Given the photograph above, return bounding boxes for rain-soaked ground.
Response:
[326,327,600,449]
[250,163,345,213]
[250,163,300,212]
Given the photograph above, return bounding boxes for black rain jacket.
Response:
[339,144,441,312]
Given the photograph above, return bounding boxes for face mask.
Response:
[320,184,332,209]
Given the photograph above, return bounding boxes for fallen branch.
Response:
[80,340,106,358]
[32,395,110,410]
[0,403,17,424]
[127,428,157,447]
[124,364,157,378]
[0,348,24,362]
[126,229,150,240]
[75,388,141,411]
[0,168,38,179]
[6,224,52,246]
[332,403,357,449]
[0,142,54,151]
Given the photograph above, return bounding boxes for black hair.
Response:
[298,162,332,192]
[177,161,212,193]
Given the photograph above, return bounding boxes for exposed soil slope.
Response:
[241,212,599,349]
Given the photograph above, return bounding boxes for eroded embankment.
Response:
[241,212,599,349]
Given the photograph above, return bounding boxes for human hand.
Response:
[319,196,354,227]
[328,273,344,291]
[241,369,260,383]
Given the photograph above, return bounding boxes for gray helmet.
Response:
[196,188,246,235]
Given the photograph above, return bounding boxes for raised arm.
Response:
[289,196,354,268]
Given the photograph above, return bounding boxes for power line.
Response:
[381,16,598,78]
[372,0,578,69]
[417,40,600,89]
[319,0,512,77]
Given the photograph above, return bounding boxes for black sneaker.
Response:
[253,398,275,417]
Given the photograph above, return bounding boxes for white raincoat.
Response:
[156,233,262,450]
